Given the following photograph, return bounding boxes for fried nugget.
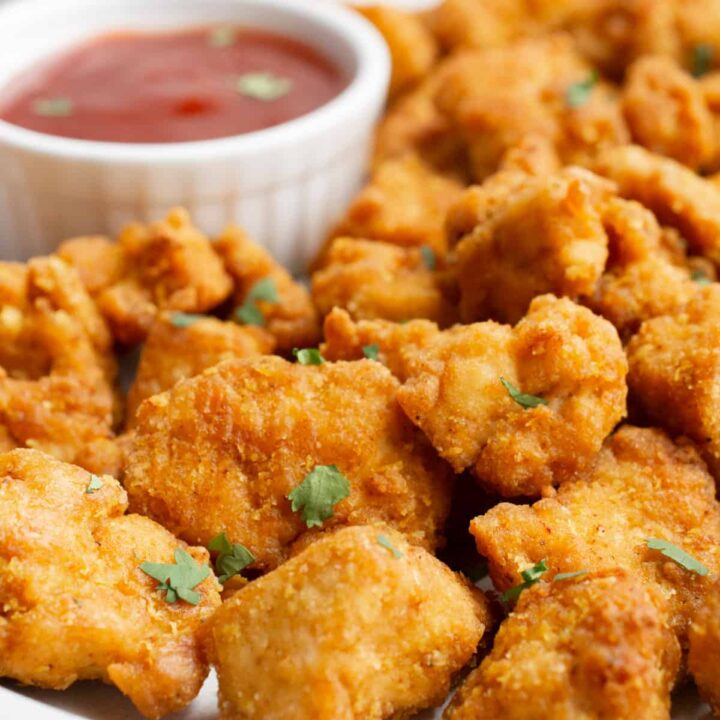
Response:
[434,35,628,182]
[622,55,717,170]
[126,312,275,425]
[205,524,490,720]
[471,425,720,643]
[124,356,452,570]
[59,208,233,345]
[311,238,457,326]
[594,144,720,266]
[213,226,320,352]
[0,449,220,718]
[688,577,720,714]
[445,570,680,720]
[397,295,627,496]
[626,285,720,478]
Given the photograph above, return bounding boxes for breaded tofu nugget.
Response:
[311,238,457,326]
[689,577,720,714]
[0,449,220,718]
[214,226,320,352]
[205,525,490,720]
[0,258,117,469]
[434,35,628,181]
[356,5,438,99]
[594,144,720,266]
[124,356,452,570]
[445,570,680,720]
[627,285,720,477]
[126,312,275,425]
[471,425,720,643]
[622,55,717,170]
[397,295,627,496]
[59,208,233,345]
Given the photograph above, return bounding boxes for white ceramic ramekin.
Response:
[0,0,390,271]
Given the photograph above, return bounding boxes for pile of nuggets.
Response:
[8,1,720,718]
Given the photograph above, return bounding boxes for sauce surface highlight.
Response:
[0,27,347,143]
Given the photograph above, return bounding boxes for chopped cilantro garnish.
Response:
[377,534,403,558]
[208,26,236,48]
[566,70,599,108]
[463,559,489,583]
[645,538,709,576]
[420,246,436,270]
[140,548,211,605]
[208,532,255,583]
[500,377,548,409]
[33,97,74,117]
[691,269,712,286]
[170,312,204,328]
[362,344,380,361]
[236,72,292,101]
[554,569,588,582]
[293,348,325,365]
[501,559,548,603]
[693,44,714,77]
[287,464,350,528]
[234,277,278,326]
[85,474,103,494]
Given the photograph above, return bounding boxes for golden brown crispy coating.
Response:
[0,449,221,719]
[0,257,118,469]
[320,308,440,381]
[594,144,720,266]
[470,425,720,643]
[60,209,233,345]
[397,295,627,496]
[213,225,320,352]
[622,55,717,171]
[124,356,452,571]
[688,577,720,715]
[126,312,274,425]
[627,285,720,478]
[205,524,490,720]
[434,35,628,182]
[356,5,438,99]
[311,237,457,326]
[445,570,680,720]
[329,154,463,259]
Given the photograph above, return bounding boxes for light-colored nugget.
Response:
[124,356,453,570]
[471,425,720,644]
[445,570,680,720]
[688,577,720,715]
[0,449,220,719]
[397,295,627,496]
[205,524,490,720]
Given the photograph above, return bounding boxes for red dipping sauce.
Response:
[0,27,347,143]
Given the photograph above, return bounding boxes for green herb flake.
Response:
[691,269,712,286]
[501,559,548,604]
[362,344,380,361]
[287,464,350,528]
[463,560,489,583]
[566,70,599,108]
[139,548,211,605]
[645,538,709,576]
[170,312,205,328]
[293,348,325,365]
[236,72,292,101]
[85,474,104,494]
[377,533,403,559]
[500,377,548,409]
[208,532,255,583]
[33,97,74,117]
[208,26,236,48]
[234,277,279,326]
[554,569,588,582]
[420,246,436,270]
[693,44,714,78]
